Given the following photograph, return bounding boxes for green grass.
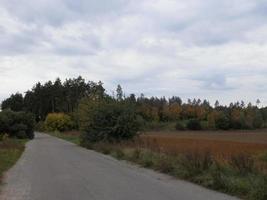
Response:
[0,139,27,183]
[47,131,80,145]
[258,151,267,162]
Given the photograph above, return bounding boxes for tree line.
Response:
[1,76,267,131]
[1,76,105,121]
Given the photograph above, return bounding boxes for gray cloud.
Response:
[1,0,128,26]
[0,0,267,105]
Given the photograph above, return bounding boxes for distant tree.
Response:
[1,93,24,111]
[256,99,261,107]
[230,108,244,129]
[253,110,264,129]
[215,112,230,130]
[187,99,192,105]
[6,76,104,120]
[169,96,182,105]
[240,100,245,108]
[214,100,220,108]
[202,100,210,108]
[163,102,182,121]
[195,106,206,120]
[116,84,123,101]
[126,94,136,103]
[261,107,267,122]
[207,111,216,129]
[186,119,202,130]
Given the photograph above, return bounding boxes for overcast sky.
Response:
[0,0,266,106]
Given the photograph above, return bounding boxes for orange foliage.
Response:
[195,106,206,120]
[163,103,182,120]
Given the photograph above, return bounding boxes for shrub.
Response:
[0,133,8,141]
[186,119,202,130]
[113,148,125,160]
[35,121,46,132]
[44,113,74,132]
[0,110,35,139]
[139,150,156,167]
[129,148,141,161]
[79,99,139,143]
[175,121,185,130]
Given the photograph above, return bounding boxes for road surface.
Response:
[0,133,239,200]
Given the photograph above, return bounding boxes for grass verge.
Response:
[0,138,28,184]
[46,131,80,145]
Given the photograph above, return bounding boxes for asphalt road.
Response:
[0,133,239,200]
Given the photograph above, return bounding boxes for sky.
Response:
[0,0,267,106]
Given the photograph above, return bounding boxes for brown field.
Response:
[143,129,267,143]
[138,130,267,159]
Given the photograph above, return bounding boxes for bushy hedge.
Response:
[44,113,74,132]
[0,110,35,139]
[186,119,202,130]
[79,99,139,144]
[175,121,185,130]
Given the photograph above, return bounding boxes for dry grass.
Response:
[48,131,81,145]
[140,136,267,158]
[0,139,27,182]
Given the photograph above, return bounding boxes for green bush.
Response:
[0,110,35,139]
[79,99,139,144]
[35,121,46,132]
[0,133,8,141]
[44,113,74,132]
[175,121,185,130]
[186,119,202,130]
